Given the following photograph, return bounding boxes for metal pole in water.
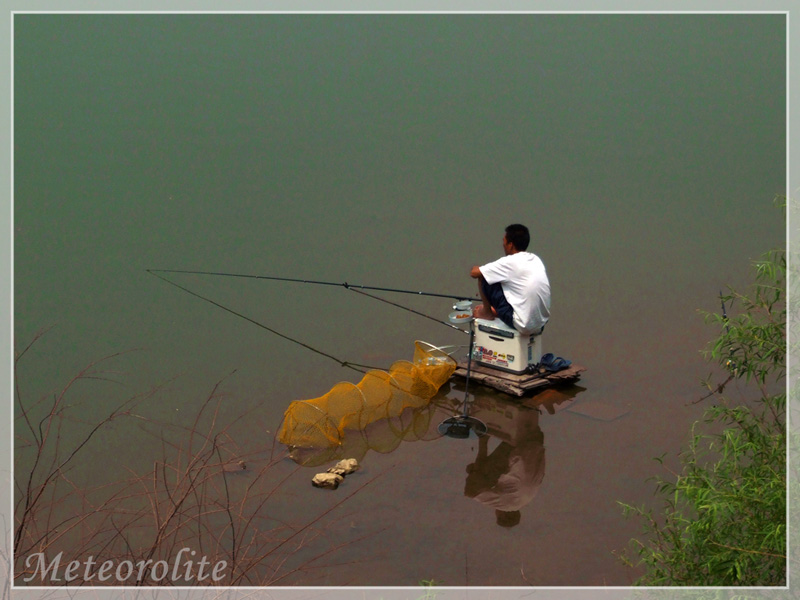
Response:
[438,324,488,438]
[461,327,476,416]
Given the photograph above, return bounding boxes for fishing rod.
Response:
[148,268,474,301]
[146,269,381,374]
[348,287,470,335]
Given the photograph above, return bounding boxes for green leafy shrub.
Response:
[620,248,786,586]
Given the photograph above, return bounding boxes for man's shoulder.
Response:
[486,252,535,263]
[509,252,542,266]
[481,252,544,276]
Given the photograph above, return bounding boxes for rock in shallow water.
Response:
[327,458,359,476]
[311,472,344,489]
[311,459,360,490]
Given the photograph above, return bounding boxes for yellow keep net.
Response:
[278,341,456,449]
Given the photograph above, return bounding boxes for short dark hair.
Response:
[505,224,530,251]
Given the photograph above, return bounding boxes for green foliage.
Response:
[418,579,442,599]
[705,248,786,386]
[620,248,786,586]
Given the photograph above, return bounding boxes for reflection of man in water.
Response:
[464,411,545,528]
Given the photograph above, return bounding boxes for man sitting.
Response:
[469,224,551,335]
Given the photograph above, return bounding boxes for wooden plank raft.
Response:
[452,361,586,397]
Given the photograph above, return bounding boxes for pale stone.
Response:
[327,458,359,476]
[312,472,343,489]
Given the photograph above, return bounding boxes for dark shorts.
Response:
[481,279,516,329]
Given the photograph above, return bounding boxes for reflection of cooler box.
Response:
[472,318,543,374]
[468,396,541,443]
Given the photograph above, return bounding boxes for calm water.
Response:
[14,14,785,588]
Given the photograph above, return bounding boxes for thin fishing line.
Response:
[347,287,471,335]
[148,268,473,301]
[146,270,381,374]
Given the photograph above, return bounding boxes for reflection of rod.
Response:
[148,268,473,301]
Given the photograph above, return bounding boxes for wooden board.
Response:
[452,361,586,397]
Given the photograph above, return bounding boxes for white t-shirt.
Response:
[479,252,551,334]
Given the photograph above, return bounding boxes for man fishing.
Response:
[470,223,551,335]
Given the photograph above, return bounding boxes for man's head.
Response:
[503,224,530,254]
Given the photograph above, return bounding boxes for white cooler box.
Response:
[471,318,542,374]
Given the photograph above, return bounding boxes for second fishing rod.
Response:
[149,268,474,301]
[148,268,476,336]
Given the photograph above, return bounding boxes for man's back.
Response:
[479,251,550,334]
